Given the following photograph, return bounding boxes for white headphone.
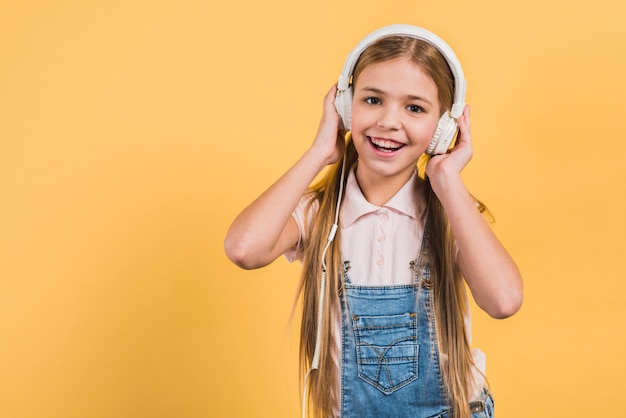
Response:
[334,24,467,155]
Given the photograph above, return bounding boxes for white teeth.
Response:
[370,137,403,151]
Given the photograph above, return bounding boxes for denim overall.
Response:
[339,223,494,418]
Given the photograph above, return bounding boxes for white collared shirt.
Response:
[338,166,426,285]
[287,165,426,285]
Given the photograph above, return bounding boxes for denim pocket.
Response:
[351,312,418,394]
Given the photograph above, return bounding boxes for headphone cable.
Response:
[301,152,347,418]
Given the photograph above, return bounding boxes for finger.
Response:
[456,106,472,145]
[457,105,470,132]
[327,84,338,101]
[324,85,340,115]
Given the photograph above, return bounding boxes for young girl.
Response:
[224,24,523,418]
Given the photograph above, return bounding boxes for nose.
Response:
[377,106,401,130]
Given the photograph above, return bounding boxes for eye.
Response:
[407,104,424,113]
[365,97,381,105]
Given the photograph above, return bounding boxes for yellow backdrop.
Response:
[1,0,625,417]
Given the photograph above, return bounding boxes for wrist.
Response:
[304,144,335,171]
[429,169,469,205]
[309,140,340,167]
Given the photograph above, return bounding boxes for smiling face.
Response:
[350,57,441,187]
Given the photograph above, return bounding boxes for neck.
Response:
[354,164,415,207]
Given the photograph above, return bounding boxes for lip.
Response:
[367,136,405,157]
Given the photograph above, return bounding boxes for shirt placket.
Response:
[374,208,389,283]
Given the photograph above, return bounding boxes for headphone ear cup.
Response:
[334,88,353,130]
[426,112,458,155]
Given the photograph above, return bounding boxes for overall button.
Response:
[469,400,485,413]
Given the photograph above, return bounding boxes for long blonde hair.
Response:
[298,35,484,418]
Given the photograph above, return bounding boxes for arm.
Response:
[426,106,523,319]
[224,85,345,270]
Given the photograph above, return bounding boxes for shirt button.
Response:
[376,257,384,266]
[377,235,386,243]
[378,213,388,222]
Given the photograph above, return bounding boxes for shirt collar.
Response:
[339,165,421,228]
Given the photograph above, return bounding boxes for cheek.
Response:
[414,117,441,138]
[349,106,366,131]
[349,100,378,126]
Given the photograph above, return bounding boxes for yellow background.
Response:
[1,0,625,417]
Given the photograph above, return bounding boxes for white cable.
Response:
[301,154,347,418]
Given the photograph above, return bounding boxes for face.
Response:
[350,57,441,185]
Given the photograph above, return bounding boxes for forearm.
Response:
[433,172,523,318]
[224,147,328,269]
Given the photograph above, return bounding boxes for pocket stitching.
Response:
[352,312,419,394]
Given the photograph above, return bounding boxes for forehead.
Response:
[354,58,438,99]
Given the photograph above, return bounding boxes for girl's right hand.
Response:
[311,85,345,166]
[225,86,347,270]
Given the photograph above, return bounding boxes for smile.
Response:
[368,136,405,153]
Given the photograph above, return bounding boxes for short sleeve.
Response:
[284,193,318,263]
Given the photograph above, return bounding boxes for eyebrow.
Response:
[359,86,434,106]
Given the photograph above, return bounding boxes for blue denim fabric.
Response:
[434,388,495,418]
[339,223,494,418]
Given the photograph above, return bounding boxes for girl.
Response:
[224,24,523,418]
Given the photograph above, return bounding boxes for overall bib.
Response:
[339,224,494,418]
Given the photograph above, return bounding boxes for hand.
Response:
[426,105,473,189]
[310,84,345,166]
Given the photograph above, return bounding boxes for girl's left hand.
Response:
[425,105,472,187]
[427,104,523,319]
